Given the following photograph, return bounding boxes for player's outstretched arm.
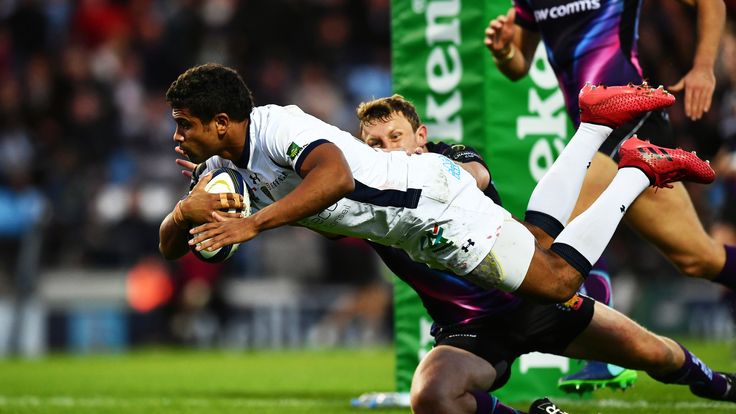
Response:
[668,0,725,120]
[484,8,540,81]
[189,143,355,252]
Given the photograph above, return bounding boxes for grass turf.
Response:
[0,339,733,413]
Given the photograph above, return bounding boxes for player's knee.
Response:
[410,379,452,414]
[541,272,580,303]
[559,274,582,302]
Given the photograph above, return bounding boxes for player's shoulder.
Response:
[427,141,483,158]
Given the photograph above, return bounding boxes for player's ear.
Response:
[214,113,229,135]
[415,124,428,146]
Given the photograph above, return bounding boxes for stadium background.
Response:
[0,0,735,412]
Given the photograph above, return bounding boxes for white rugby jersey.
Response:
[200,104,509,275]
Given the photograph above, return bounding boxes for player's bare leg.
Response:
[411,346,572,413]
[411,346,496,414]
[563,302,736,402]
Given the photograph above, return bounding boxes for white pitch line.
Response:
[561,398,733,410]
[0,395,346,408]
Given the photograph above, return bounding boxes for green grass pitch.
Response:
[0,339,733,413]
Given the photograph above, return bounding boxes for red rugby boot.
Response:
[618,136,715,189]
[579,82,675,128]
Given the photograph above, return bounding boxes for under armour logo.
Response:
[461,239,475,252]
[620,205,626,213]
[250,173,261,183]
[586,162,591,169]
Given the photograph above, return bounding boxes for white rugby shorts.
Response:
[468,217,535,292]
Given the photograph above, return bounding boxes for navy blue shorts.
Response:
[432,294,595,391]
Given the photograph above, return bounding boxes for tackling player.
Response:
[353,95,735,413]
[357,94,635,395]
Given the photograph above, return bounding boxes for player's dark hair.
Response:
[356,94,422,134]
[166,63,254,122]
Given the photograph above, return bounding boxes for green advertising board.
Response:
[390,0,581,402]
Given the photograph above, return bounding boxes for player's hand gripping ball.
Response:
[191,167,250,263]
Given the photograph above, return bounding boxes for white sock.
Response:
[554,167,651,265]
[526,122,612,225]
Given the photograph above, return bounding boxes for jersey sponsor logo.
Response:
[287,142,304,160]
[441,158,462,179]
[420,223,456,253]
[533,0,600,22]
[253,172,289,202]
[305,202,352,228]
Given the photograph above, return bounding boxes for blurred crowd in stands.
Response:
[0,0,734,347]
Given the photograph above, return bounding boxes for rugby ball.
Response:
[191,167,249,263]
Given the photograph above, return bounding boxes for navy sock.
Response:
[650,343,728,396]
[713,245,736,290]
[470,391,522,414]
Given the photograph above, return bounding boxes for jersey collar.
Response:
[234,119,252,168]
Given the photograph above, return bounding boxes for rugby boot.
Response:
[528,397,570,414]
[689,372,736,402]
[558,361,638,394]
[578,82,675,128]
[618,136,715,189]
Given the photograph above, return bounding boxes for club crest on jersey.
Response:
[287,142,304,160]
[420,224,455,253]
[556,294,584,311]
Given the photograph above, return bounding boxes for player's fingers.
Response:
[217,211,242,220]
[667,79,684,92]
[181,170,193,178]
[193,236,219,252]
[189,221,217,235]
[199,231,234,252]
[230,194,243,209]
[685,87,694,119]
[692,90,705,120]
[193,171,214,190]
[175,158,197,171]
[703,93,713,114]
[507,7,515,23]
[219,193,231,209]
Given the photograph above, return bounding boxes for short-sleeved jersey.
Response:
[200,104,509,275]
[514,0,643,125]
[369,142,521,328]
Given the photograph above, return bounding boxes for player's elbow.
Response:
[335,173,355,195]
[159,242,186,261]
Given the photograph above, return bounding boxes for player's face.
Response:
[360,113,427,152]
[171,108,219,163]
